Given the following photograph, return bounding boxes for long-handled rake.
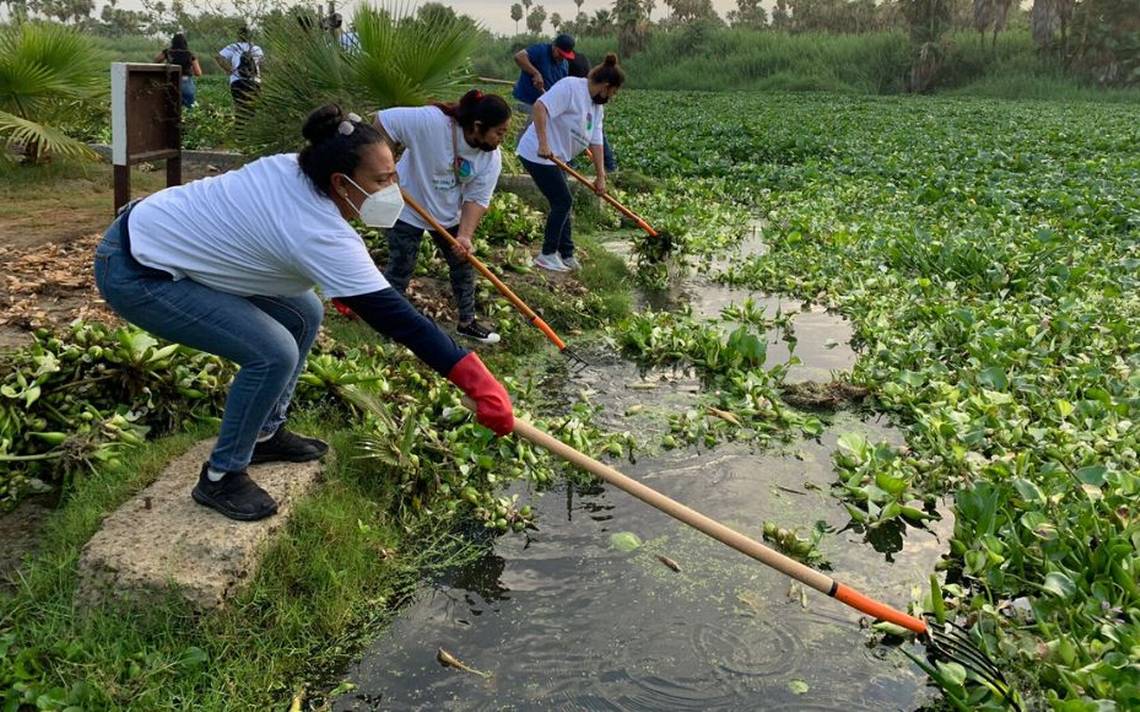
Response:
[463,398,1019,708]
[548,155,675,262]
[401,190,589,372]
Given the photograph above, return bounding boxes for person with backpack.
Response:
[155,32,202,109]
[217,26,264,120]
[92,105,514,521]
[372,91,512,346]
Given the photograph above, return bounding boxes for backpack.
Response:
[235,43,260,81]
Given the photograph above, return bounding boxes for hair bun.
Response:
[603,52,619,67]
[459,89,484,109]
[302,104,345,144]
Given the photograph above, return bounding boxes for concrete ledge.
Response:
[75,439,321,612]
[88,144,250,171]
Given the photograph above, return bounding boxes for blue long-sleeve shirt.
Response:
[338,290,467,376]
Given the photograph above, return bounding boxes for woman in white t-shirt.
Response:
[93,105,514,522]
[375,90,511,345]
[516,53,626,273]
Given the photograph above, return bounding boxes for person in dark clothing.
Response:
[566,51,617,172]
[92,105,514,521]
[512,33,576,129]
[155,33,202,108]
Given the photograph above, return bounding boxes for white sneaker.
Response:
[560,256,582,271]
[533,253,570,272]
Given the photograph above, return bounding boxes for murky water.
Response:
[334,225,944,711]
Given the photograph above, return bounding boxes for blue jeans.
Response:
[180,76,196,108]
[92,208,323,472]
[520,156,574,259]
[603,136,617,172]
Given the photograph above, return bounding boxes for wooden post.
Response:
[110,62,183,215]
[113,165,131,215]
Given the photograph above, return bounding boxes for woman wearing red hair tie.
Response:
[366,90,513,346]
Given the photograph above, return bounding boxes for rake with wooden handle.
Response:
[401,190,589,372]
[462,398,1019,708]
[548,155,674,262]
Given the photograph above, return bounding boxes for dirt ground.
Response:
[0,161,216,349]
[1,159,583,350]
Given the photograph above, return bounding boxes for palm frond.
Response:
[0,23,106,163]
[237,2,480,155]
[0,110,98,160]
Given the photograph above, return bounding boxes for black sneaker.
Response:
[457,320,501,345]
[191,464,278,521]
[250,428,328,465]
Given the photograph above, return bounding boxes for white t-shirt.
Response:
[339,31,360,51]
[218,42,264,84]
[516,77,604,166]
[128,154,388,299]
[377,106,501,230]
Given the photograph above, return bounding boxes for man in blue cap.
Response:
[512,33,576,129]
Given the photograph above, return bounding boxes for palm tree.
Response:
[526,4,547,33]
[0,22,106,164]
[991,0,1015,49]
[511,2,524,33]
[238,4,481,154]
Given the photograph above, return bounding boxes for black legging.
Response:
[521,156,574,259]
[230,79,259,124]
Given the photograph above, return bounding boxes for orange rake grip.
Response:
[530,316,568,350]
[833,583,928,635]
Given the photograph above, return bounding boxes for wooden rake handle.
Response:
[548,155,659,238]
[399,189,568,352]
[465,398,928,636]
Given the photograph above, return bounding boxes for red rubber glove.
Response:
[447,352,514,436]
[331,298,357,319]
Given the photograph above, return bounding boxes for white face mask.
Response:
[342,176,403,228]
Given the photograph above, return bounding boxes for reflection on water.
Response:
[335,421,945,712]
[333,226,941,711]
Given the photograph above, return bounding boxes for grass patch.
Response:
[0,409,485,710]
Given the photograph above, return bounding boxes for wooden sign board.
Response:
[110,62,183,214]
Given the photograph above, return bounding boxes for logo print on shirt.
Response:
[586,112,593,133]
[454,157,474,185]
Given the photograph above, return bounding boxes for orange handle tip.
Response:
[833,583,927,635]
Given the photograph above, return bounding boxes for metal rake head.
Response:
[922,613,1021,711]
[561,346,590,374]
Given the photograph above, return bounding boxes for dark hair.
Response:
[298,104,387,197]
[589,53,625,88]
[238,25,251,41]
[171,32,188,51]
[432,90,511,131]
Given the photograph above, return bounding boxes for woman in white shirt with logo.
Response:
[516,53,625,273]
[374,91,511,345]
[93,105,514,522]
